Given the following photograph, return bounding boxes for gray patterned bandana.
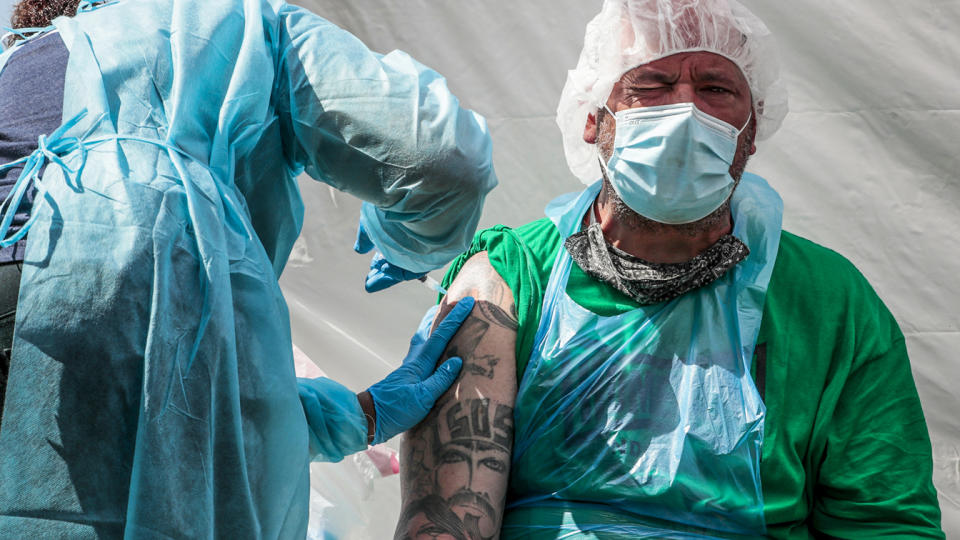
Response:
[564,222,750,305]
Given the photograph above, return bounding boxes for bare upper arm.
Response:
[396,252,518,540]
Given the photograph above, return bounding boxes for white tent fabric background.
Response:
[0,0,13,26]
[280,0,960,537]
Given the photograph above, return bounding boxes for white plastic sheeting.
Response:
[281,1,960,536]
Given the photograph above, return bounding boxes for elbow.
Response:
[414,107,498,203]
[450,109,499,198]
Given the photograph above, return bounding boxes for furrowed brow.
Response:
[697,69,744,88]
[623,69,678,86]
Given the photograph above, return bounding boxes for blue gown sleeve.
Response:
[273,4,498,273]
[296,377,369,463]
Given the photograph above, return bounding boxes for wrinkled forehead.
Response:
[613,1,751,83]
[619,51,750,90]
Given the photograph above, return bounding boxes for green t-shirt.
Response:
[442,217,943,539]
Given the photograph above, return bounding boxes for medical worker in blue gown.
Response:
[0,0,498,537]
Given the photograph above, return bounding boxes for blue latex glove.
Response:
[366,296,475,445]
[354,222,427,292]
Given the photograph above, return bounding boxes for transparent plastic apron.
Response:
[504,174,783,538]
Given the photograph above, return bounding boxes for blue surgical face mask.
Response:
[599,102,750,225]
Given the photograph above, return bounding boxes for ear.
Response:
[748,112,758,155]
[583,112,598,144]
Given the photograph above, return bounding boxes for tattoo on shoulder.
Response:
[446,254,520,325]
[441,299,516,381]
[463,354,499,379]
[476,301,518,331]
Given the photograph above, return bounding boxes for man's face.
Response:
[588,51,755,165]
[584,52,758,228]
[434,439,508,539]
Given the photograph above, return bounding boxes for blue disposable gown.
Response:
[0,0,496,538]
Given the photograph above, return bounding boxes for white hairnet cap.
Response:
[558,0,789,184]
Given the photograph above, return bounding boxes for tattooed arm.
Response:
[396,252,518,540]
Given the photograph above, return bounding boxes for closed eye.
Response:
[625,85,670,94]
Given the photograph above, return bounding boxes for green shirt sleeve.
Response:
[809,304,942,537]
[759,232,943,538]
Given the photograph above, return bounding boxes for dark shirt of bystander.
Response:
[0,31,69,264]
[0,30,68,426]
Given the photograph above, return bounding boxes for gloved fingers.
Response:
[367,252,388,271]
[354,222,375,254]
[365,266,401,294]
[364,255,429,293]
[430,296,476,344]
[408,297,475,378]
[418,357,463,404]
[363,253,394,292]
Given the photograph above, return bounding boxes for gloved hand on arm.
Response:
[297,297,474,461]
[359,296,475,445]
[354,222,428,292]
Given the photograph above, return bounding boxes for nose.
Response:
[673,83,696,104]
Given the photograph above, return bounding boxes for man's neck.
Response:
[590,188,733,264]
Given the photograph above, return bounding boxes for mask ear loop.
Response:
[594,104,618,184]
[736,111,754,137]
[602,104,617,123]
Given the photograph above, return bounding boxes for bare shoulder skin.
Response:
[396,252,518,540]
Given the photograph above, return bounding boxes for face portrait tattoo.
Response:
[435,439,507,539]
[400,397,514,540]
[399,494,470,540]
